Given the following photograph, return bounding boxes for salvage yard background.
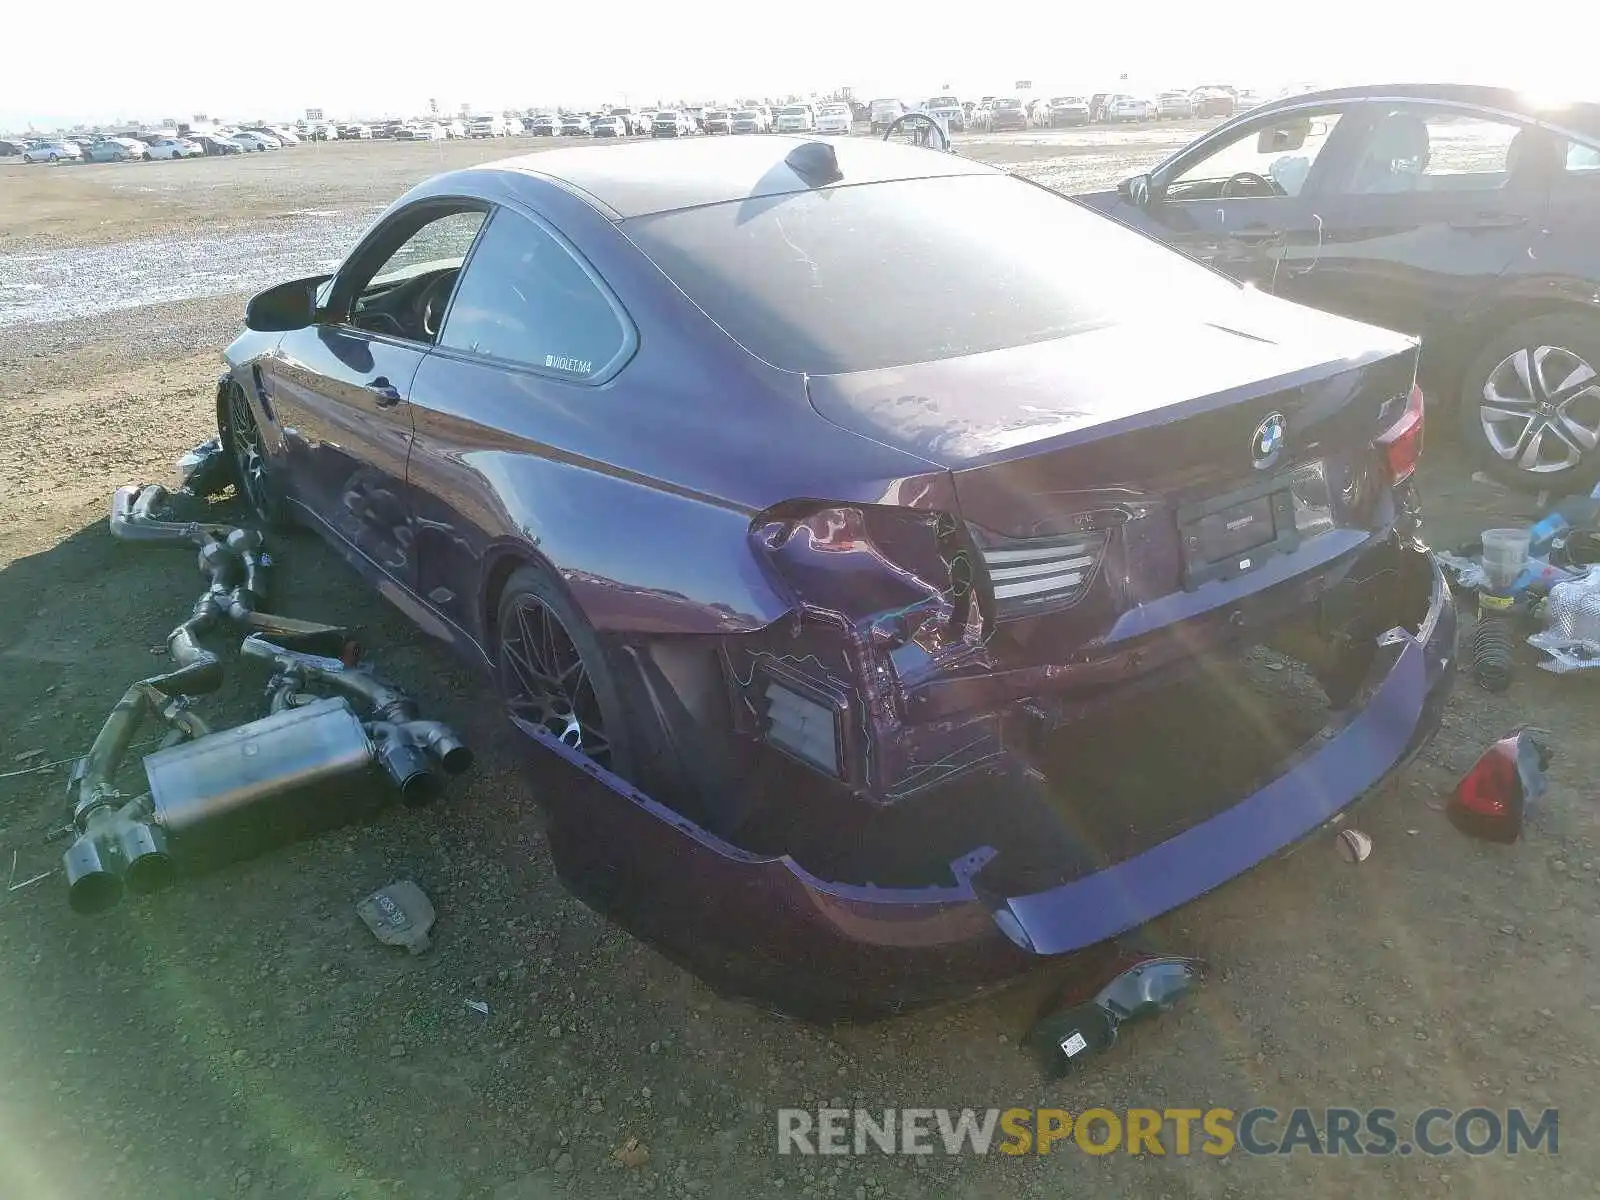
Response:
[2,130,1598,1200]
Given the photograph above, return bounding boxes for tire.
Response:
[217,381,291,529]
[1457,313,1600,492]
[141,152,151,161]
[47,153,58,163]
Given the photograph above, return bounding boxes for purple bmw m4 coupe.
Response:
[221,135,1455,1017]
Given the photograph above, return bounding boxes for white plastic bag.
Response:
[1528,565,1600,673]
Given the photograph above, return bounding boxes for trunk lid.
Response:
[806,299,1418,642]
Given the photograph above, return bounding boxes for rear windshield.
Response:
[624,173,1239,375]
[780,106,808,116]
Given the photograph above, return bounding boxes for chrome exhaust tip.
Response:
[120,822,176,895]
[64,835,124,915]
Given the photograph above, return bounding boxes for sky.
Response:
[5,0,1598,128]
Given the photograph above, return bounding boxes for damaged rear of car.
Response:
[221,142,1454,1019]
[545,165,1455,1017]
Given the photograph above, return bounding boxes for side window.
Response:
[363,210,486,291]
[1167,111,1345,200]
[1567,141,1600,174]
[343,207,487,343]
[1341,108,1541,194]
[438,209,629,381]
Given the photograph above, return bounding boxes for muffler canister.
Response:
[143,696,376,853]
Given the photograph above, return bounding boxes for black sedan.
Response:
[1081,83,1600,491]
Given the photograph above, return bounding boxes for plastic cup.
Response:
[1481,528,1531,591]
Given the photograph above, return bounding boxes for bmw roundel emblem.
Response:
[1251,411,1287,471]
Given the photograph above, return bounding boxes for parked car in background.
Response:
[395,123,447,141]
[22,139,83,163]
[1106,95,1157,122]
[730,108,766,134]
[504,117,526,135]
[0,139,27,156]
[774,104,816,133]
[1190,87,1237,119]
[701,108,733,134]
[651,109,695,138]
[267,126,304,145]
[194,133,244,155]
[146,136,202,160]
[815,102,853,134]
[560,114,591,136]
[340,123,373,139]
[989,97,1030,131]
[923,95,965,133]
[231,130,281,151]
[1079,83,1600,491]
[1089,92,1113,122]
[1157,91,1195,119]
[1047,96,1090,127]
[469,115,508,138]
[868,97,905,135]
[86,137,149,162]
[591,115,627,138]
[220,134,1455,1019]
[530,114,561,136]
[610,107,639,134]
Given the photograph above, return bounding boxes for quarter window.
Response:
[1341,108,1546,193]
[439,210,627,380]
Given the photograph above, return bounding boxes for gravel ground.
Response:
[2,130,1598,1200]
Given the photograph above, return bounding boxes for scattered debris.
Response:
[1447,729,1552,844]
[1027,950,1205,1077]
[1529,566,1600,674]
[1336,828,1373,863]
[6,848,53,894]
[465,999,490,1016]
[612,1137,650,1169]
[357,881,437,955]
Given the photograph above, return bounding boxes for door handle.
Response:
[1228,225,1283,245]
[1448,212,1528,231]
[365,378,403,407]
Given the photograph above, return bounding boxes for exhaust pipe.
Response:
[64,485,466,912]
[68,697,381,912]
[242,635,475,784]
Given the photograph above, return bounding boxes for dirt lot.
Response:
[2,132,1598,1200]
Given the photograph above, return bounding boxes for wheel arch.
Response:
[1427,289,1600,409]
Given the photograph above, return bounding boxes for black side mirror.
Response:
[244,275,325,332]
[1118,173,1154,207]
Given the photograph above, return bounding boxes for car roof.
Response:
[476,135,996,219]
[1254,82,1600,139]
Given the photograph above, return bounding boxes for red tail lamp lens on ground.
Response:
[1447,729,1551,843]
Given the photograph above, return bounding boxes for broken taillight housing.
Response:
[1376,383,1425,484]
[969,527,1111,621]
[1447,729,1551,844]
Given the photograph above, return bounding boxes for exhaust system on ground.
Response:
[62,482,472,914]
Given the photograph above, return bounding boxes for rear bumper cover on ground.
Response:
[528,552,1456,1018]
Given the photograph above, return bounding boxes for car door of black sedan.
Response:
[260,203,487,588]
[1089,105,1360,290]
[1279,104,1552,355]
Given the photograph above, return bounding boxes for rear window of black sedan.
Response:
[622,173,1239,375]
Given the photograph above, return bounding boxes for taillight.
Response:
[970,527,1111,621]
[1376,383,1425,483]
[1446,729,1551,844]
